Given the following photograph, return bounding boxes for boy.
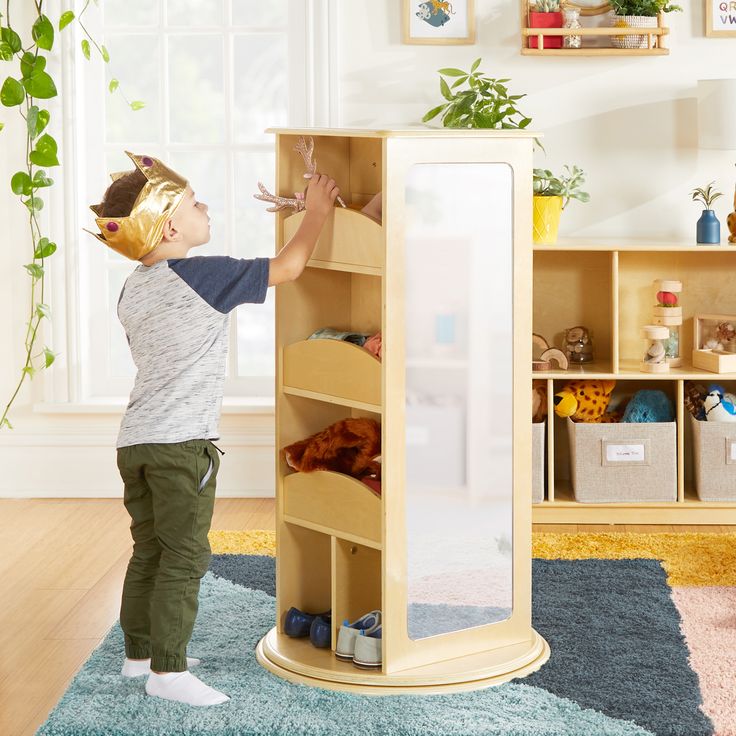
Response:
[87,151,340,706]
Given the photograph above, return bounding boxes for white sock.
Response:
[121,656,201,678]
[145,670,230,706]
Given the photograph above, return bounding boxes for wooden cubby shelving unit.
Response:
[521,1,670,56]
[257,127,549,694]
[532,237,736,524]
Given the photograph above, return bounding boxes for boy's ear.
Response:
[161,218,180,243]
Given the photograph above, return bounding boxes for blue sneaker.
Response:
[309,614,332,648]
[353,625,382,668]
[335,610,381,660]
[283,606,330,638]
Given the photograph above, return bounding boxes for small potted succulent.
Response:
[609,0,682,49]
[529,0,563,49]
[533,166,590,245]
[691,181,723,245]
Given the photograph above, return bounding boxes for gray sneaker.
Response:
[352,625,382,668]
[335,610,381,660]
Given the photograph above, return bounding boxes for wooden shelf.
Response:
[283,471,382,549]
[536,238,736,252]
[520,2,670,57]
[283,207,383,275]
[283,339,382,411]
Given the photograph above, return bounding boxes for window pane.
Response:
[103,35,160,145]
[167,0,224,26]
[233,150,276,258]
[168,35,225,144]
[237,291,275,379]
[103,0,160,26]
[169,150,228,257]
[233,34,287,145]
[231,1,288,27]
[109,269,137,379]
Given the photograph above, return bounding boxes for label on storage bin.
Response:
[602,439,650,466]
[728,439,736,465]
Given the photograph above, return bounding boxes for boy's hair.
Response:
[100,169,147,218]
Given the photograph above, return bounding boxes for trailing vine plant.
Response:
[0,0,143,430]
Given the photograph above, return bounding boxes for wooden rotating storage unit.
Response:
[256,127,549,694]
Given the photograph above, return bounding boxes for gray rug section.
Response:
[525,559,712,736]
[209,554,275,597]
[211,555,712,736]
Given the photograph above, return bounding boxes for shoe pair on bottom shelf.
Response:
[284,607,332,649]
[335,610,382,668]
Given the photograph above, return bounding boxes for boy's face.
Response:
[166,185,210,248]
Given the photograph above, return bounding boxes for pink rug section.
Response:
[671,587,736,736]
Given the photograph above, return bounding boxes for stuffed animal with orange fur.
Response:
[283,418,381,478]
[553,379,622,423]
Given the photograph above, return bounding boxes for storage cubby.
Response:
[259,127,549,694]
[533,240,736,524]
[533,250,613,375]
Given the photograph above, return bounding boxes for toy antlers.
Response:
[254,135,346,213]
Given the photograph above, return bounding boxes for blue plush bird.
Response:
[704,384,736,422]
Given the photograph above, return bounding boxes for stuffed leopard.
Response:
[553,379,621,423]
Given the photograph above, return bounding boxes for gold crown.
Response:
[85,151,188,261]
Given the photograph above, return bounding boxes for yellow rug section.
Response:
[209,530,276,556]
[209,531,736,587]
[533,533,736,587]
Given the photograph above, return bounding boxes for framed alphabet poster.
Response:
[402,0,476,45]
[706,0,736,37]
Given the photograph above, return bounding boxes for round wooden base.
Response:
[256,627,551,695]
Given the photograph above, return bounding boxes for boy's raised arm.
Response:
[269,173,340,286]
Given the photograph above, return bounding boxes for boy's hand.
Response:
[304,173,340,220]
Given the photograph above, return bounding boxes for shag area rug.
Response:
[36,531,736,736]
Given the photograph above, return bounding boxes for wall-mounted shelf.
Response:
[532,238,736,524]
[520,2,670,57]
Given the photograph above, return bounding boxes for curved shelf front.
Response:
[283,339,381,410]
[283,470,381,548]
[283,207,383,274]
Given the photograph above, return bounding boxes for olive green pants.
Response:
[116,439,221,673]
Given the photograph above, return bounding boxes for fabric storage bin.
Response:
[532,421,545,503]
[567,417,677,503]
[690,414,736,501]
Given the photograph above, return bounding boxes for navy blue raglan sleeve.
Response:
[168,255,270,313]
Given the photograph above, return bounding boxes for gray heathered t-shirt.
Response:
[116,255,270,448]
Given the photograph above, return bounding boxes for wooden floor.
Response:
[2,499,734,736]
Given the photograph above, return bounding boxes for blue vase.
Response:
[696,209,721,244]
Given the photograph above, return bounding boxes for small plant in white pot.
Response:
[609,0,682,50]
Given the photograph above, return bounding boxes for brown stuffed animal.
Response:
[283,418,381,478]
[532,380,547,423]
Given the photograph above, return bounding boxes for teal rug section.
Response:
[37,571,654,736]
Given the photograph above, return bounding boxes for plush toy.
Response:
[283,418,382,478]
[553,380,619,423]
[621,390,674,423]
[704,384,736,422]
[532,380,547,423]
[684,381,708,421]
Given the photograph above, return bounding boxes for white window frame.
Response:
[37,0,339,411]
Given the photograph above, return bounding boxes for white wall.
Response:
[1,1,734,498]
[337,1,735,239]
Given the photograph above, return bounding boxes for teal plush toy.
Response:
[622,390,674,423]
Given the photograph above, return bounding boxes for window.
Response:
[63,0,331,403]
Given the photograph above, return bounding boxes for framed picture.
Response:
[402,0,476,45]
[706,0,736,37]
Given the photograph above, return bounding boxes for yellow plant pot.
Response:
[533,195,563,245]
